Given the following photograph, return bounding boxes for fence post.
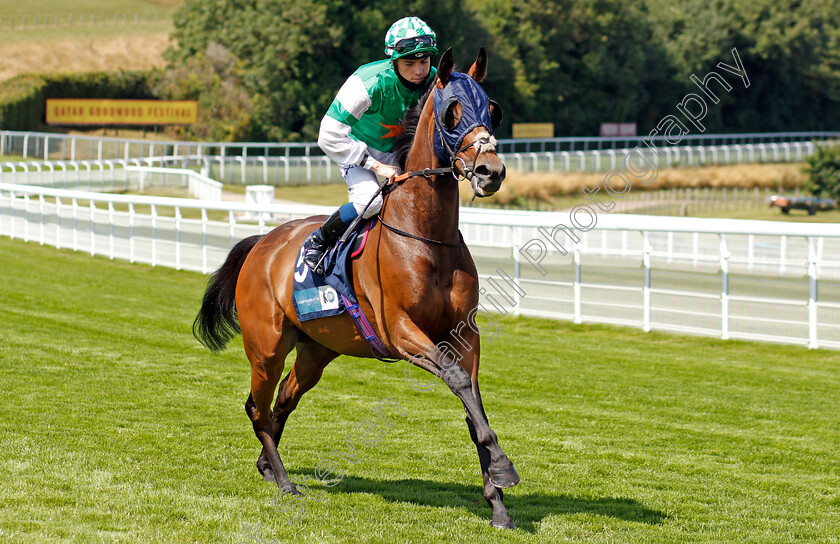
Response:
[693,232,699,267]
[129,203,135,264]
[72,198,78,251]
[573,242,582,324]
[512,226,521,316]
[720,233,730,340]
[643,231,651,332]
[747,234,755,271]
[808,236,818,349]
[779,235,787,275]
[151,205,158,267]
[108,201,115,259]
[175,206,182,270]
[667,231,674,263]
[89,201,96,257]
[202,208,209,274]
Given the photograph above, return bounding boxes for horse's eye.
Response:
[443,98,461,129]
[489,100,503,129]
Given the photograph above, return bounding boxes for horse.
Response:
[193,47,519,529]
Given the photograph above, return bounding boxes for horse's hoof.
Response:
[488,463,520,488]
[279,484,303,496]
[490,518,516,530]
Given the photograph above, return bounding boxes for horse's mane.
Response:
[394,82,435,172]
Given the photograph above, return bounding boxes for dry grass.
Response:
[465,163,809,205]
[0,32,172,82]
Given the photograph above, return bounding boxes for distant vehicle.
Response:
[768,195,836,215]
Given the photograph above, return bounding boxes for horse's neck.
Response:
[385,109,460,244]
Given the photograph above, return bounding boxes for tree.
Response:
[469,0,677,135]
[162,0,840,141]
[154,42,253,141]
[805,144,840,201]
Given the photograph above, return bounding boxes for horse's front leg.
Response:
[455,336,518,528]
[392,319,519,527]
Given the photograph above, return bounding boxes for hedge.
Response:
[0,71,158,131]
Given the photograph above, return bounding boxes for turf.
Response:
[1,236,839,543]
[0,1,179,45]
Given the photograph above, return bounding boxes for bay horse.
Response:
[194,48,519,529]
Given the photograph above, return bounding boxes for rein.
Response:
[337,166,458,247]
[378,167,463,248]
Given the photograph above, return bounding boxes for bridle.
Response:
[430,102,494,185]
[339,88,496,249]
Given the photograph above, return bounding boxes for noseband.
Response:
[432,114,493,183]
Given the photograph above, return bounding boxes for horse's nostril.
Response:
[474,165,491,177]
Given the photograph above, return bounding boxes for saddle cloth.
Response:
[291,218,374,322]
[290,218,392,359]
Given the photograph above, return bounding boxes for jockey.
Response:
[303,16,439,274]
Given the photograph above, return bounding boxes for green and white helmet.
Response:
[384,17,438,60]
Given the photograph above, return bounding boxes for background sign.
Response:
[512,123,554,139]
[599,123,637,137]
[46,99,198,125]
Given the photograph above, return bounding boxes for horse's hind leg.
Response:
[255,340,338,483]
[244,325,299,493]
[274,341,338,437]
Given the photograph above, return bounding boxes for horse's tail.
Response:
[193,234,264,352]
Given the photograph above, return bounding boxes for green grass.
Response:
[0,0,179,44]
[0,154,27,162]
[0,22,173,45]
[0,0,180,19]
[1,236,839,543]
[691,206,840,222]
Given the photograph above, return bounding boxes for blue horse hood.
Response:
[432,72,494,164]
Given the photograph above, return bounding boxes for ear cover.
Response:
[432,72,494,163]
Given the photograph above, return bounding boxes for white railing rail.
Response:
[2,130,837,181]
[124,166,223,201]
[2,180,839,350]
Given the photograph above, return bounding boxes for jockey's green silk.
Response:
[325,60,437,154]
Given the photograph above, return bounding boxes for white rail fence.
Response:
[2,178,839,350]
[2,130,835,184]
[0,158,223,199]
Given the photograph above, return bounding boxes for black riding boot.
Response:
[302,209,348,275]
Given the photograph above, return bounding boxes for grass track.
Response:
[1,236,839,543]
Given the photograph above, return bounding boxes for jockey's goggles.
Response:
[393,35,436,54]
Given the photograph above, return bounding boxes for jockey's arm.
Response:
[319,74,395,175]
[318,116,395,178]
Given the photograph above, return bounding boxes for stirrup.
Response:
[303,233,328,274]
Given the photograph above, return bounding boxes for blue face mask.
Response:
[432,72,494,165]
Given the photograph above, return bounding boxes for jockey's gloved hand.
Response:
[371,160,397,180]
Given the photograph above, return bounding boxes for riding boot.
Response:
[302,209,349,275]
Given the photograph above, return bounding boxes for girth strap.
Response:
[340,294,398,361]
